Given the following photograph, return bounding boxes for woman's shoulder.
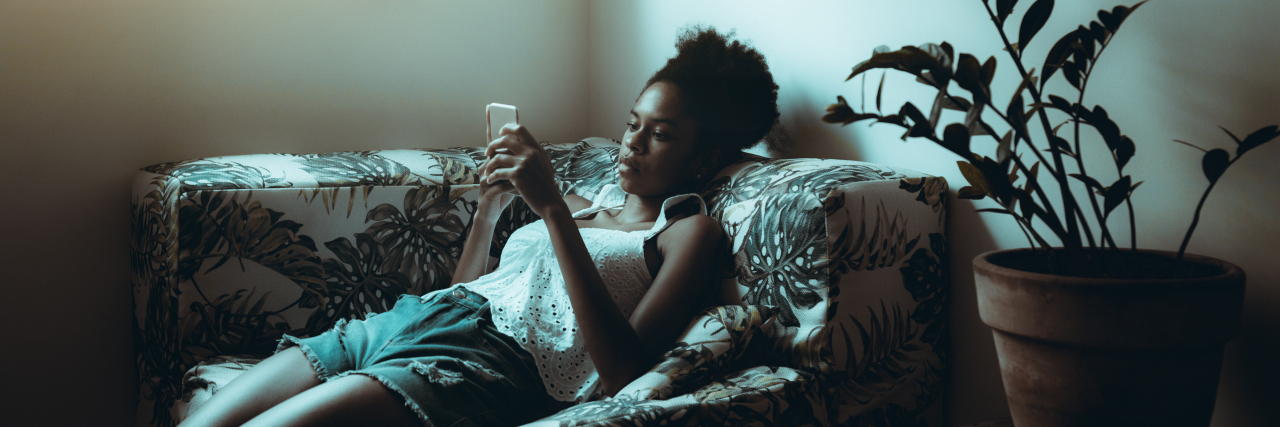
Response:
[658,213,723,248]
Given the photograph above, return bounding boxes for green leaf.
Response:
[943,123,973,160]
[1047,95,1073,113]
[822,95,880,125]
[876,72,887,112]
[963,102,987,137]
[1040,29,1082,90]
[982,56,998,88]
[1102,175,1132,217]
[997,130,1013,164]
[1046,134,1076,158]
[955,54,989,105]
[1028,161,1041,182]
[1053,119,1070,135]
[901,102,931,135]
[958,186,987,200]
[957,161,992,197]
[975,156,1017,204]
[1089,21,1109,45]
[1114,136,1135,170]
[1202,149,1230,184]
[929,91,946,130]
[1017,188,1036,220]
[1237,124,1280,157]
[940,96,973,111]
[847,44,954,83]
[1007,94,1028,141]
[1099,1,1147,34]
[1077,25,1097,60]
[1018,0,1055,54]
[1069,173,1104,191]
[1062,60,1083,89]
[1081,106,1122,154]
[997,0,1020,26]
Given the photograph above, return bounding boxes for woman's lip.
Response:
[618,156,639,172]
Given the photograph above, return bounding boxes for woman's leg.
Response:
[178,348,322,427]
[241,374,420,427]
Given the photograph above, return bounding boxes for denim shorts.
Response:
[277,287,569,427]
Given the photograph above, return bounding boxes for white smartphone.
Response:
[486,103,519,143]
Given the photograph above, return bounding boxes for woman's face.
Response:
[618,81,711,198]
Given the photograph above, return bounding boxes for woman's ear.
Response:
[697,149,723,178]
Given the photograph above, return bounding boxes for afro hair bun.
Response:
[645,26,780,154]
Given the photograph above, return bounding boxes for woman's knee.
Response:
[178,348,323,427]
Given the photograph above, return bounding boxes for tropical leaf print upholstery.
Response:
[616,305,780,401]
[131,138,948,427]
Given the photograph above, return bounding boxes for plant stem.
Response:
[1071,195,1099,248]
[1125,198,1137,251]
[1075,85,1110,251]
[1178,157,1236,260]
[1082,34,1135,251]
[979,111,1071,240]
[982,0,1085,251]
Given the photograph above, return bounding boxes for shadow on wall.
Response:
[941,196,1008,425]
[775,90,862,160]
[1153,2,1280,426]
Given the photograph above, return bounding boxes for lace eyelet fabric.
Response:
[459,185,705,402]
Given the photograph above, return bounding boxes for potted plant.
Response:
[821,1,1276,425]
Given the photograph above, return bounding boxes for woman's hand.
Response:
[476,161,516,222]
[480,124,566,218]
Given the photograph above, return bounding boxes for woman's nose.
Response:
[624,132,644,154]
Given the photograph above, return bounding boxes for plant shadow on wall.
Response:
[821,0,1276,425]
[1154,1,1280,424]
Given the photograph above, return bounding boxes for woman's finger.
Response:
[489,180,516,194]
[498,124,538,151]
[485,136,512,158]
[480,153,516,180]
[484,167,517,185]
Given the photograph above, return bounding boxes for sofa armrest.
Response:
[131,147,500,427]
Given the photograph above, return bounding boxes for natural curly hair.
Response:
[644,26,780,155]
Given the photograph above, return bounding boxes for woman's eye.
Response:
[652,131,666,140]
[626,122,639,132]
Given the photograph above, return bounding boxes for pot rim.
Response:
[973,248,1244,286]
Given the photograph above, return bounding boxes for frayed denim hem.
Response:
[275,334,336,381]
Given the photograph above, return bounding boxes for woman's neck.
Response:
[613,193,668,225]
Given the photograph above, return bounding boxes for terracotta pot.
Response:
[974,249,1244,427]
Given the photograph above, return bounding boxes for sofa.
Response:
[131,137,949,426]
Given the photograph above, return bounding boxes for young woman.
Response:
[180,27,779,427]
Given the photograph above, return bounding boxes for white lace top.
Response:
[454,184,705,402]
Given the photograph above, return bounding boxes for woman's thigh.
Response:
[241,374,419,427]
[178,347,322,427]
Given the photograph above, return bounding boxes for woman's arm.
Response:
[450,150,518,285]
[449,196,508,285]
[547,212,723,396]
[480,124,722,395]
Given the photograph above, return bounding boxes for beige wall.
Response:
[0,1,588,425]
[588,0,1279,425]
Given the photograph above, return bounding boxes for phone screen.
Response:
[486,103,519,142]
